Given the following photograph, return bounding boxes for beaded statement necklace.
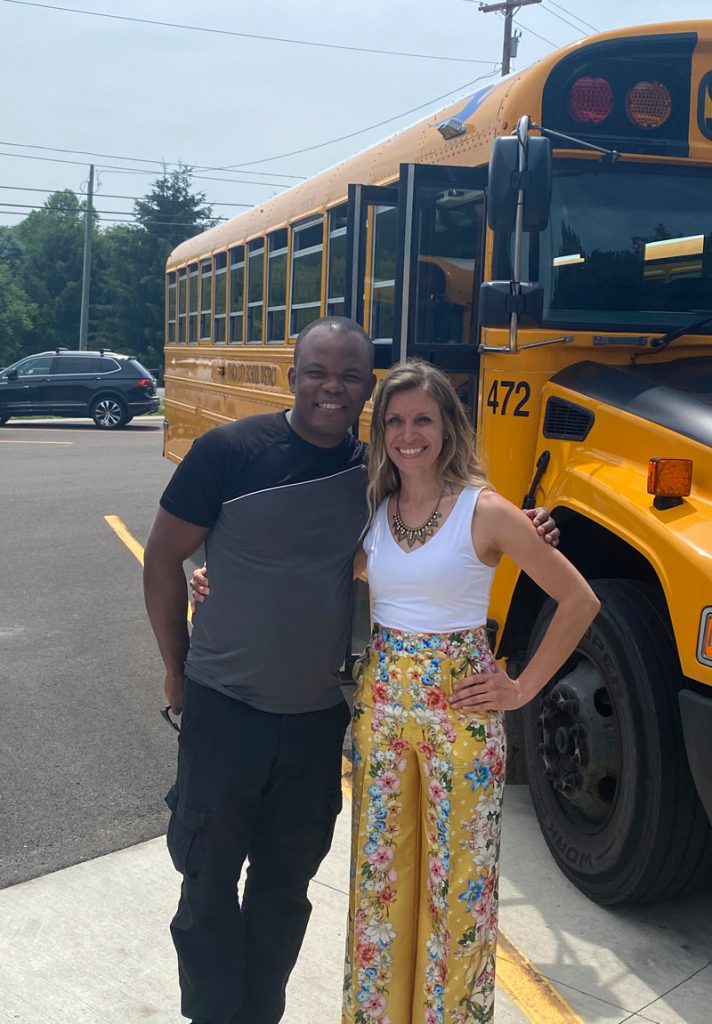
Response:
[392,490,444,548]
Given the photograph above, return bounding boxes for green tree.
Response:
[95,166,214,366]
[14,190,85,352]
[0,262,36,367]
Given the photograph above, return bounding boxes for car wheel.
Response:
[523,579,712,905]
[91,395,128,429]
[0,414,9,425]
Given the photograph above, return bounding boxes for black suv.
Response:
[0,350,159,429]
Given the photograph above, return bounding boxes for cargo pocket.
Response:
[165,786,207,881]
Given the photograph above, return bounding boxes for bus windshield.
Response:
[509,163,712,333]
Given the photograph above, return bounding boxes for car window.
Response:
[98,357,121,373]
[128,358,153,377]
[51,356,102,375]
[17,355,54,376]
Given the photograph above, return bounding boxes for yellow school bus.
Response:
[164,20,712,905]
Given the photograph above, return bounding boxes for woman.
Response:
[342,360,598,1024]
[190,359,599,1024]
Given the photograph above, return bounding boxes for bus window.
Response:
[229,246,245,343]
[267,229,288,343]
[200,259,213,341]
[290,217,323,336]
[213,253,227,344]
[247,239,265,344]
[188,263,199,343]
[369,205,398,344]
[177,268,187,343]
[411,187,484,348]
[167,271,176,344]
[327,205,348,318]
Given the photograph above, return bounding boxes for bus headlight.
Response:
[698,608,712,667]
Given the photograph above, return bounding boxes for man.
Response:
[144,317,558,1024]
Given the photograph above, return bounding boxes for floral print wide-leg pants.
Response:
[342,624,506,1024]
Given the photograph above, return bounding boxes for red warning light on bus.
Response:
[568,76,613,124]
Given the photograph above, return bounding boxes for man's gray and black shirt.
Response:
[160,412,368,714]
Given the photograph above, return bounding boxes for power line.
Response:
[0,206,220,227]
[0,139,305,181]
[512,16,559,47]
[2,0,493,65]
[0,199,227,220]
[0,149,292,188]
[0,184,253,207]
[540,3,590,36]
[216,67,501,171]
[545,0,598,33]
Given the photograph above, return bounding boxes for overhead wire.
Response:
[0,206,220,228]
[213,66,501,171]
[2,0,494,65]
[540,3,591,36]
[0,140,305,181]
[512,17,559,48]
[545,0,599,33]
[0,150,294,189]
[0,184,250,207]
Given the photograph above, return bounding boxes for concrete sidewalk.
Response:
[1,787,710,1024]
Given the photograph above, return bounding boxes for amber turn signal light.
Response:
[647,458,692,498]
[698,609,712,667]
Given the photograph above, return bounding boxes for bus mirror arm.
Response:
[530,122,619,163]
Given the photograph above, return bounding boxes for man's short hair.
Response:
[294,317,374,370]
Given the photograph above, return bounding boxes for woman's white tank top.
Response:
[363,486,495,634]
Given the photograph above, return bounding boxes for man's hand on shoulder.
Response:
[525,506,560,547]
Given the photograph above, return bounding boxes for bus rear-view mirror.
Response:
[487,134,552,233]
[479,281,544,328]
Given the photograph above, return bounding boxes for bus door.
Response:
[345,183,399,369]
[393,163,488,418]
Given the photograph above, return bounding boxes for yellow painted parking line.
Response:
[341,758,583,1024]
[104,514,192,622]
[105,515,145,566]
[0,439,73,445]
[497,932,586,1024]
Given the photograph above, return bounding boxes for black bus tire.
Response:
[523,578,712,905]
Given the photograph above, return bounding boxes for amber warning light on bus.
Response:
[568,76,673,130]
[647,457,692,510]
[699,610,712,667]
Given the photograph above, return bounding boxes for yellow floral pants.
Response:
[342,624,506,1024]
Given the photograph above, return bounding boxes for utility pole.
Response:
[79,163,94,350]
[478,0,541,76]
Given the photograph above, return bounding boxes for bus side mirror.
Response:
[479,281,544,328]
[487,135,552,233]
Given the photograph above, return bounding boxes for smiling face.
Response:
[287,326,376,447]
[384,387,446,483]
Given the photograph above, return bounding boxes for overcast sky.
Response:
[0,0,706,230]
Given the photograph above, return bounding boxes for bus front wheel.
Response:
[523,579,712,905]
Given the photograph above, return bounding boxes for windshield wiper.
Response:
[632,313,712,361]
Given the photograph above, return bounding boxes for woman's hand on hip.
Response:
[449,661,525,712]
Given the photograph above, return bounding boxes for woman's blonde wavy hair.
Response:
[366,359,489,524]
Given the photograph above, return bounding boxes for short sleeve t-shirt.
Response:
[160,412,368,714]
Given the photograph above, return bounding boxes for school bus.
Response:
[164,20,712,905]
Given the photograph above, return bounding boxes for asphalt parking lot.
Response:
[0,416,177,887]
[2,416,712,1024]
